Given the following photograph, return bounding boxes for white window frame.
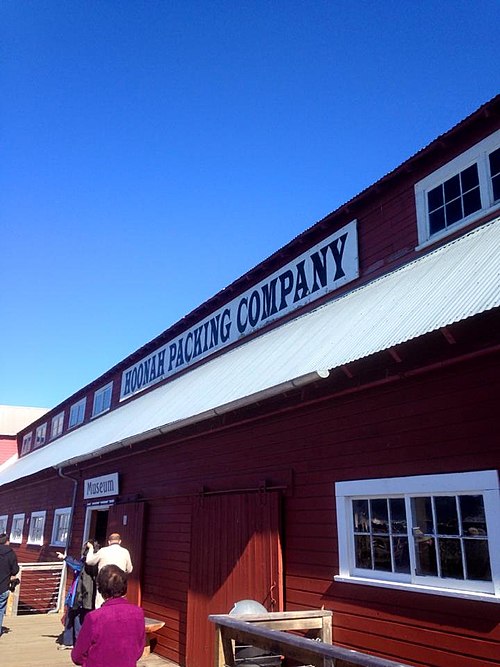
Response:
[27,510,46,546]
[21,432,33,456]
[92,382,113,418]
[415,129,500,248]
[10,513,25,544]
[34,423,47,448]
[335,470,500,603]
[50,507,72,547]
[69,397,86,429]
[0,514,8,535]
[50,411,65,440]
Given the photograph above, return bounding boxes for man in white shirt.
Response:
[85,533,133,608]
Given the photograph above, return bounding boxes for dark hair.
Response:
[97,564,128,599]
[0,533,8,545]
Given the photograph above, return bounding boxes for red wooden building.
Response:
[0,405,48,470]
[1,96,499,667]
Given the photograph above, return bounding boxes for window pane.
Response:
[415,535,437,576]
[429,208,445,235]
[412,496,437,576]
[412,497,434,534]
[443,174,460,201]
[354,535,372,569]
[462,188,481,217]
[489,147,500,176]
[445,198,463,225]
[492,173,500,201]
[460,495,487,536]
[352,499,369,532]
[57,513,70,543]
[392,536,410,573]
[435,496,459,535]
[464,539,492,581]
[373,536,392,571]
[390,498,407,534]
[460,164,479,192]
[438,538,464,579]
[370,499,389,533]
[428,184,443,211]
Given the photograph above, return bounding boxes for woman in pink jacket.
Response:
[71,564,144,667]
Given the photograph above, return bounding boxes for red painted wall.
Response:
[3,101,499,666]
[2,351,499,666]
[0,435,16,466]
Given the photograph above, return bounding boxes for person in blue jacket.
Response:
[56,541,99,649]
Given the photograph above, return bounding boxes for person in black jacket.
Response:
[0,533,19,636]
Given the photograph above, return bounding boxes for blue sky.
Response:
[1,1,498,409]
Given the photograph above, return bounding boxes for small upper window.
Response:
[415,130,500,246]
[50,507,72,547]
[69,398,87,429]
[27,511,46,546]
[34,423,47,448]
[51,411,65,440]
[427,164,481,236]
[10,513,25,543]
[489,146,500,202]
[21,432,33,456]
[0,515,8,535]
[92,382,113,417]
[336,470,500,602]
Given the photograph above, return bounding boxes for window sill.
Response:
[334,575,499,603]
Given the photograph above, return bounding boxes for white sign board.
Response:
[121,220,359,400]
[84,473,119,500]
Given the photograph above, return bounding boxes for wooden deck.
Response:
[0,613,178,667]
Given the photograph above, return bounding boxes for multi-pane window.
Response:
[352,497,410,574]
[411,495,490,581]
[51,412,65,440]
[27,511,46,545]
[51,507,72,547]
[35,423,47,448]
[427,165,481,236]
[69,398,86,428]
[92,382,113,417]
[489,147,500,202]
[336,471,500,601]
[21,432,33,456]
[0,515,8,535]
[415,130,500,245]
[351,494,491,584]
[10,513,25,543]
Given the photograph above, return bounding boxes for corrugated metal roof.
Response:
[1,219,499,487]
[0,405,49,436]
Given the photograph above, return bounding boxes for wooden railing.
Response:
[209,610,414,667]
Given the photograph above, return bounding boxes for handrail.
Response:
[9,561,65,616]
[209,612,415,667]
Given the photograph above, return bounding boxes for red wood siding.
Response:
[0,435,16,466]
[3,352,499,666]
[186,491,282,667]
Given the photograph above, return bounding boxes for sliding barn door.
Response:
[186,491,283,667]
[107,501,145,606]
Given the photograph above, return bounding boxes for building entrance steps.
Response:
[0,613,177,667]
